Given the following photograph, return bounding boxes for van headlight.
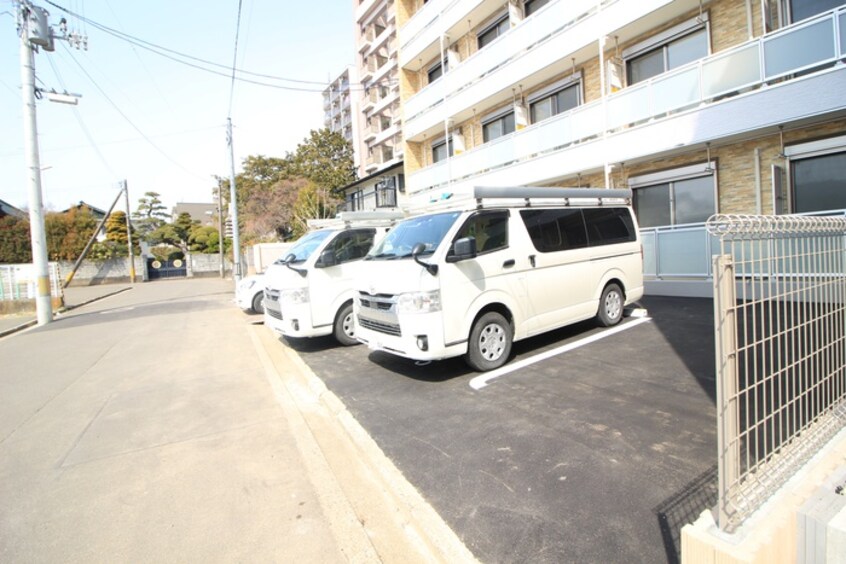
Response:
[396,290,441,314]
[280,287,309,304]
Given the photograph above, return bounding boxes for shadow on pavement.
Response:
[654,464,718,564]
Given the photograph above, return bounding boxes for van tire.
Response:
[596,283,624,327]
[251,292,264,315]
[466,312,512,372]
[333,302,358,346]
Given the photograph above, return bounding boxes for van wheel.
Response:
[596,283,624,327]
[466,312,512,372]
[333,302,358,346]
[251,292,264,315]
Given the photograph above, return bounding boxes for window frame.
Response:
[431,135,453,164]
[477,11,510,49]
[527,74,582,124]
[523,0,551,18]
[628,162,717,227]
[623,13,711,86]
[481,107,516,143]
[427,59,446,84]
[785,134,846,214]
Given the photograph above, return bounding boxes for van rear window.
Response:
[520,207,635,253]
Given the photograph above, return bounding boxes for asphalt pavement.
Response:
[0,279,472,563]
[286,297,718,563]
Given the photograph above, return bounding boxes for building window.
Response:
[523,0,550,17]
[428,61,446,84]
[788,0,843,23]
[630,164,716,228]
[529,81,580,124]
[477,14,509,49]
[432,137,452,163]
[786,136,846,213]
[625,16,709,85]
[482,111,515,143]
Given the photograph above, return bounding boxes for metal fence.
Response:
[0,263,62,301]
[707,214,846,532]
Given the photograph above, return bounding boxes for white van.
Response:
[263,211,403,345]
[354,187,644,371]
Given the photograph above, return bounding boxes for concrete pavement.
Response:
[0,283,132,337]
[0,279,474,562]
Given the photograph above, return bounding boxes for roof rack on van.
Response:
[306,210,405,230]
[473,186,632,208]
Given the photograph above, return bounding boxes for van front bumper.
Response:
[355,310,466,362]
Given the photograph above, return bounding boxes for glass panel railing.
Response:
[651,66,700,115]
[840,12,846,57]
[404,0,595,124]
[641,231,657,277]
[607,83,652,130]
[399,0,446,54]
[656,226,711,276]
[763,16,836,79]
[701,42,761,99]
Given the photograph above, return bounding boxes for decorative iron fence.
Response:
[707,214,846,532]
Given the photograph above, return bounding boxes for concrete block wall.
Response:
[59,257,148,286]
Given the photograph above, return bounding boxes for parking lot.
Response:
[282,296,718,563]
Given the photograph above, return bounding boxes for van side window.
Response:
[451,211,509,254]
[328,229,376,264]
[520,209,588,252]
[583,208,636,246]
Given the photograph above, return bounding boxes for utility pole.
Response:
[18,1,53,325]
[217,182,225,278]
[226,118,242,282]
[122,180,136,283]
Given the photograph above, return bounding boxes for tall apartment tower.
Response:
[322,67,360,170]
[354,0,403,177]
[396,0,846,219]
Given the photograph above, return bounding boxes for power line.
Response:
[44,51,117,177]
[42,0,398,92]
[60,44,208,182]
[228,0,243,118]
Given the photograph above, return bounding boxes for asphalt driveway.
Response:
[283,296,718,563]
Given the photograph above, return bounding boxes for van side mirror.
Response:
[446,237,477,263]
[317,249,337,268]
[282,253,296,264]
[411,242,438,276]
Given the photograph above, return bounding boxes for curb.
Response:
[250,323,479,563]
[0,286,133,339]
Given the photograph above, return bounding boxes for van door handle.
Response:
[502,259,515,268]
[529,255,536,267]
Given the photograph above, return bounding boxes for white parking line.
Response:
[469,317,652,390]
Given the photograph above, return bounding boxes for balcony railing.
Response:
[341,187,398,212]
[409,5,846,195]
[403,0,599,125]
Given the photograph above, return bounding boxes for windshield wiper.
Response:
[366,252,396,260]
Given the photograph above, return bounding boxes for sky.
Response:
[0,0,355,215]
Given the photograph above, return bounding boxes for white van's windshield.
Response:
[366,211,461,260]
[276,230,333,264]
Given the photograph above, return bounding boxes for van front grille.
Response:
[358,317,401,337]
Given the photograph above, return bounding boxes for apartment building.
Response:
[322,67,360,169]
[355,0,404,178]
[396,0,846,225]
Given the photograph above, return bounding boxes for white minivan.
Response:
[354,187,644,371]
[263,211,403,345]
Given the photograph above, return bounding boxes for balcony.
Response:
[407,7,846,199]
[403,0,694,141]
[399,0,490,68]
[341,186,398,212]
